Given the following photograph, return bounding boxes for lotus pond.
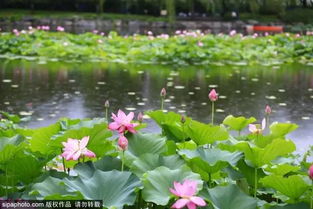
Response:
[2,31,313,209]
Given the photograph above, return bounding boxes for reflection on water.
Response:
[0,59,313,151]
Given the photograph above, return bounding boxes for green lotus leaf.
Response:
[223,115,256,132]
[130,153,185,177]
[201,184,257,209]
[147,110,191,142]
[269,203,310,209]
[179,147,243,174]
[270,123,298,138]
[142,166,202,205]
[186,120,229,145]
[124,133,166,166]
[260,175,310,201]
[0,135,25,163]
[236,139,296,168]
[265,164,300,176]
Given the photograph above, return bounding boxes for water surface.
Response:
[0,59,313,152]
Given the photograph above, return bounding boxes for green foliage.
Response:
[0,111,311,208]
[1,31,313,65]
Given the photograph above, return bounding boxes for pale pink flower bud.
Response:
[265,105,271,115]
[181,115,186,124]
[160,88,166,97]
[208,89,218,102]
[118,135,128,151]
[104,100,109,108]
[137,112,143,123]
[198,41,204,47]
[309,165,313,179]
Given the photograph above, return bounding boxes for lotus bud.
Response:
[137,112,143,123]
[181,115,186,124]
[309,165,313,179]
[160,88,166,97]
[104,100,110,108]
[265,105,271,115]
[118,135,128,151]
[208,89,218,102]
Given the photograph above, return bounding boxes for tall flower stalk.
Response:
[160,88,166,110]
[208,89,218,125]
[265,105,271,131]
[105,100,110,122]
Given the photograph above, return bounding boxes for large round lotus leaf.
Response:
[142,166,202,205]
[201,184,257,209]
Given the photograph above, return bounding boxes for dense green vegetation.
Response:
[0,107,312,208]
[1,30,313,66]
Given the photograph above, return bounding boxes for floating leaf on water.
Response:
[188,92,195,95]
[169,96,175,99]
[272,66,280,69]
[266,95,277,100]
[174,86,185,89]
[307,62,313,66]
[4,102,10,105]
[302,116,310,120]
[241,77,246,80]
[167,77,173,81]
[69,80,76,83]
[97,82,106,85]
[310,95,313,99]
[181,104,186,107]
[308,88,313,92]
[235,90,241,94]
[164,99,171,103]
[178,110,186,113]
[167,82,173,87]
[142,98,148,101]
[194,87,201,90]
[137,71,144,74]
[137,102,145,106]
[2,79,12,83]
[169,72,179,76]
[266,82,271,85]
[19,111,33,116]
[250,92,256,96]
[125,107,136,111]
[205,75,211,78]
[216,109,225,113]
[95,87,99,90]
[37,118,44,121]
[143,115,150,119]
[251,78,259,82]
[278,103,287,106]
[209,84,218,88]
[128,92,136,95]
[169,106,176,109]
[162,110,168,113]
[219,95,227,99]
[11,84,19,88]
[278,89,286,92]
[49,114,56,117]
[201,102,207,106]
[74,91,80,95]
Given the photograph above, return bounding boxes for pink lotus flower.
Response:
[229,30,236,36]
[197,41,204,47]
[57,26,65,32]
[249,118,266,134]
[208,89,218,102]
[61,136,96,161]
[137,112,143,123]
[308,165,313,179]
[160,88,166,97]
[170,180,206,209]
[118,135,128,150]
[109,110,138,133]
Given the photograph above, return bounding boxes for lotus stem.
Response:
[61,148,66,173]
[208,173,212,188]
[254,168,257,198]
[105,107,108,122]
[161,98,164,110]
[211,101,215,125]
[121,150,125,172]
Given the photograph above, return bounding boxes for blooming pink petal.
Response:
[308,165,313,179]
[171,199,189,209]
[125,112,134,123]
[72,151,81,161]
[173,181,185,197]
[169,188,180,197]
[117,110,127,120]
[190,196,206,206]
[249,124,257,133]
[261,118,266,130]
[186,202,196,209]
[80,136,89,148]
[182,180,197,197]
[84,150,96,158]
[109,122,120,131]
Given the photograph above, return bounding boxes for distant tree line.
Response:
[1,0,313,22]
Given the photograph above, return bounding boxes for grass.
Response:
[0,9,167,22]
